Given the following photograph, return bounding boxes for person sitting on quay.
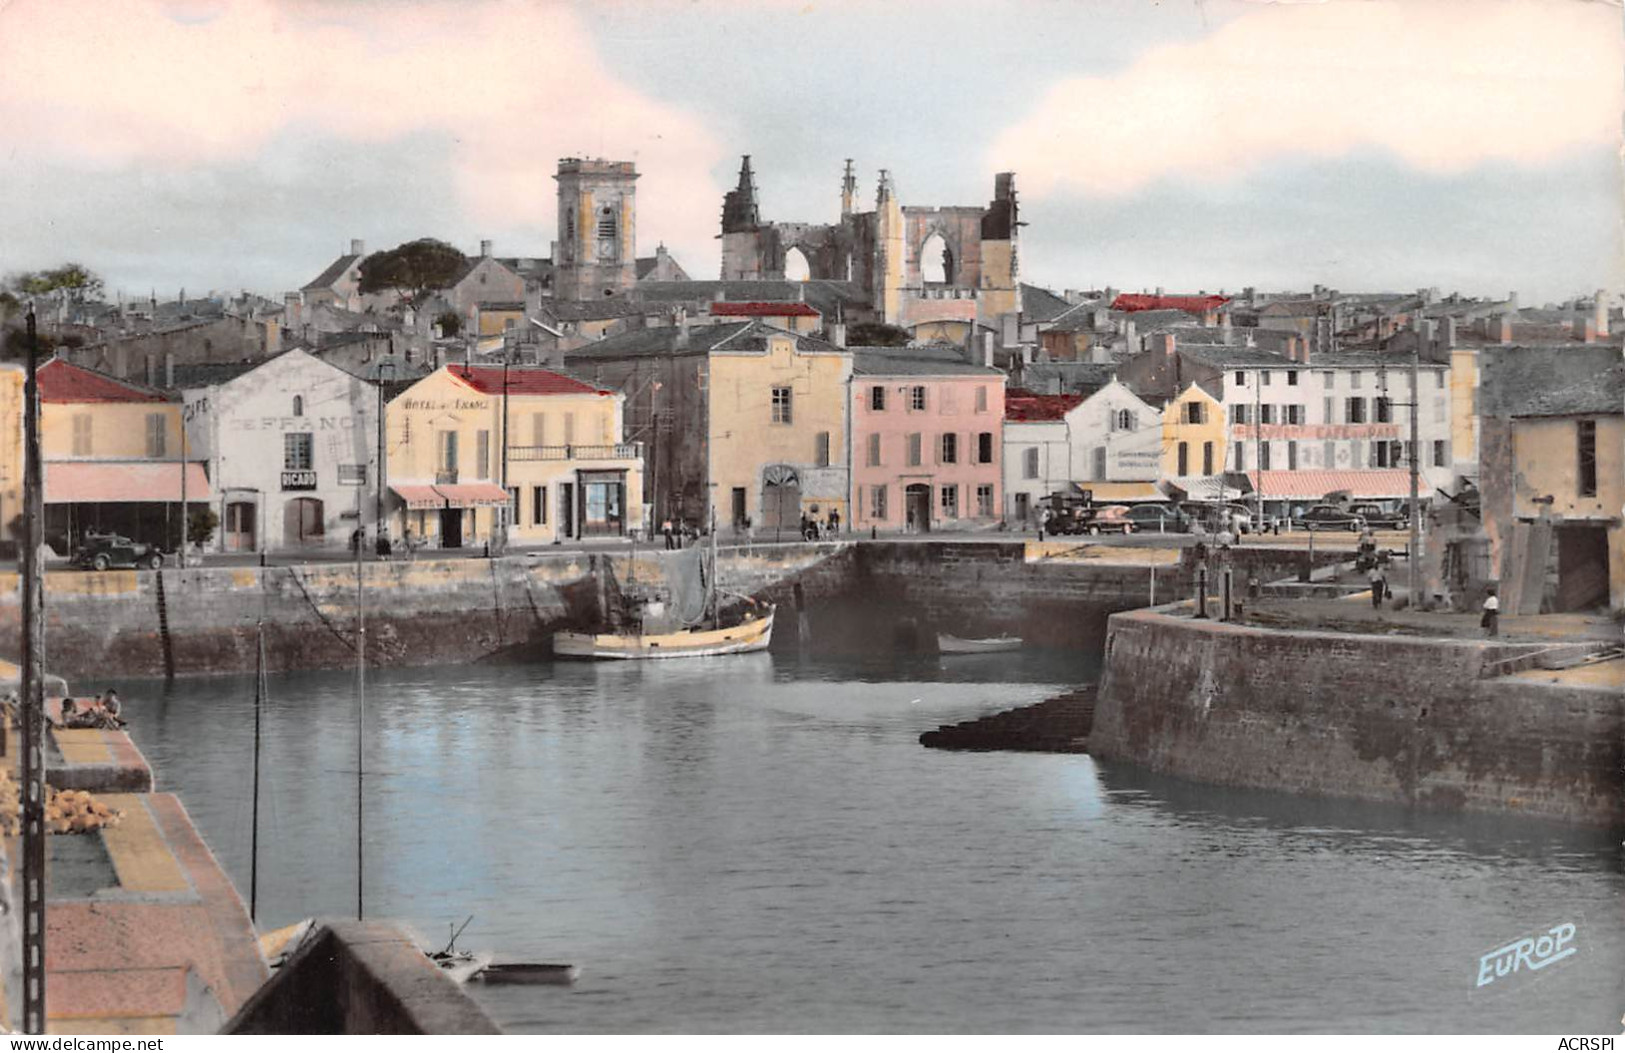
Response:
[57,697,77,729]
[101,688,125,728]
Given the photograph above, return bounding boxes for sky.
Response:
[0,0,1620,306]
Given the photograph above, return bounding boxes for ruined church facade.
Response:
[718,158,1022,335]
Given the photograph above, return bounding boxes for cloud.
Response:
[0,0,723,261]
[990,0,1624,198]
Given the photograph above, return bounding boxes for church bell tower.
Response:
[553,158,639,301]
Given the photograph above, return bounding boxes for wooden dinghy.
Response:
[554,606,774,660]
[937,633,1023,655]
[471,962,581,986]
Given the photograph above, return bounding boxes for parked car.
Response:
[70,533,164,571]
[1079,505,1136,535]
[1348,503,1408,529]
[1295,505,1366,532]
[1122,503,1192,533]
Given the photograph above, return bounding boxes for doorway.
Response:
[1554,524,1610,611]
[284,497,325,546]
[731,487,747,530]
[1014,492,1030,526]
[904,483,931,533]
[224,500,257,552]
[558,483,575,539]
[439,507,464,549]
[761,466,801,530]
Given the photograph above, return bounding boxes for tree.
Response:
[8,263,103,301]
[846,322,912,347]
[186,508,219,549]
[356,239,467,309]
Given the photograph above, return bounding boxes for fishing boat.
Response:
[470,962,581,986]
[937,633,1023,655]
[554,511,774,660]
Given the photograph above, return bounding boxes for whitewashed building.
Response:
[1002,392,1082,527]
[1065,379,1165,503]
[181,349,384,553]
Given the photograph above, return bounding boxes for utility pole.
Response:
[1253,367,1263,530]
[21,310,47,1034]
[500,357,510,552]
[1408,334,1421,607]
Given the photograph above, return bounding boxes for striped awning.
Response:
[390,483,444,510]
[1246,469,1413,500]
[45,462,212,504]
[434,483,510,508]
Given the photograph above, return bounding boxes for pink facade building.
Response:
[849,349,1005,532]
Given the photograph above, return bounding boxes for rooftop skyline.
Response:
[1,0,1620,305]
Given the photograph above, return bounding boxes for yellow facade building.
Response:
[1161,382,1229,498]
[386,364,642,549]
[708,328,851,532]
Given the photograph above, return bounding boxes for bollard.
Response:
[1222,568,1233,621]
[871,526,877,540]
[1248,574,1260,599]
[1195,566,1209,619]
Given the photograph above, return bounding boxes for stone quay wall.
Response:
[1090,609,1624,827]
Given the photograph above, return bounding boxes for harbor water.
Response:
[123,650,1622,1033]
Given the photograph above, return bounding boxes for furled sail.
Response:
[665,546,712,626]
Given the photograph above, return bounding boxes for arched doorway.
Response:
[904,483,931,533]
[283,497,325,546]
[920,233,954,285]
[761,465,801,532]
[224,500,257,552]
[783,246,810,282]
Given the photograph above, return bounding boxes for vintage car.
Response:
[1079,505,1136,535]
[1121,503,1193,533]
[1295,505,1367,532]
[71,533,165,571]
[1347,502,1408,529]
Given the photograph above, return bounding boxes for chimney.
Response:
[1159,332,1176,357]
[164,352,174,389]
[1298,333,1312,366]
[284,291,302,330]
[1594,288,1608,337]
[1442,316,1457,348]
[829,322,847,348]
[1493,314,1512,343]
[351,238,365,256]
[1576,312,1597,344]
[1122,320,1136,351]
[1507,291,1519,312]
[675,308,691,349]
[981,330,995,368]
[1220,310,1233,345]
[1154,286,1165,298]
[145,355,156,386]
[1104,286,1118,305]
[480,239,493,258]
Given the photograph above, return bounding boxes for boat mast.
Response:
[355,497,366,921]
[708,504,719,628]
[251,623,265,922]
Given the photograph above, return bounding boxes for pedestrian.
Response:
[1368,564,1386,611]
[662,517,674,551]
[1481,587,1500,638]
[827,508,840,535]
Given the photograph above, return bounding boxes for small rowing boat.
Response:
[471,962,581,986]
[938,633,1023,655]
[555,606,774,660]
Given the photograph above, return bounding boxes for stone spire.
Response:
[721,154,760,234]
[840,159,856,218]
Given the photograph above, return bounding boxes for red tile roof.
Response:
[1111,293,1230,315]
[1004,390,1084,421]
[38,360,170,404]
[447,364,607,397]
[709,301,822,318]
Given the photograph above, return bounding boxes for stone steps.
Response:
[919,685,1096,753]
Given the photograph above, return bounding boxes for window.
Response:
[1235,371,1246,386]
[1259,441,1271,470]
[1350,370,1363,389]
[976,484,994,518]
[940,485,958,518]
[867,432,881,467]
[1433,397,1446,424]
[1375,397,1393,423]
[1233,404,1250,426]
[1177,441,1189,476]
[1202,441,1214,475]
[284,432,313,471]
[1287,404,1305,425]
[1287,371,1299,387]
[772,386,793,424]
[1116,408,1136,431]
[1260,371,1272,386]
[1323,440,1336,468]
[145,413,166,458]
[869,385,886,411]
[978,432,994,464]
[532,485,547,525]
[1184,401,1206,425]
[71,413,92,455]
[1432,440,1448,468]
[509,487,520,522]
[292,395,304,417]
[1093,446,1107,478]
[871,485,888,520]
[975,386,988,413]
[910,386,927,411]
[1324,397,1336,424]
[815,431,831,467]
[1233,441,1245,471]
[1578,420,1597,496]
[1435,371,1445,389]
[1346,397,1367,423]
[1322,371,1336,389]
[1023,447,1039,479]
[907,432,922,467]
[597,207,617,239]
[940,433,957,464]
[436,430,458,472]
[532,412,547,445]
[476,429,490,479]
[1287,440,1298,470]
[1259,404,1275,425]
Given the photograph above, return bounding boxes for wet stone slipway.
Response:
[122,650,1621,1033]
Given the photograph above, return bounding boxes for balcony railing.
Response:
[508,442,643,463]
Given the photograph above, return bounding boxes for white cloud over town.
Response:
[991,0,1624,198]
[0,0,724,261]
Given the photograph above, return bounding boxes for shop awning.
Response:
[1246,469,1413,500]
[1164,476,1241,501]
[433,483,510,508]
[390,483,445,510]
[1075,481,1163,502]
[45,462,212,504]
